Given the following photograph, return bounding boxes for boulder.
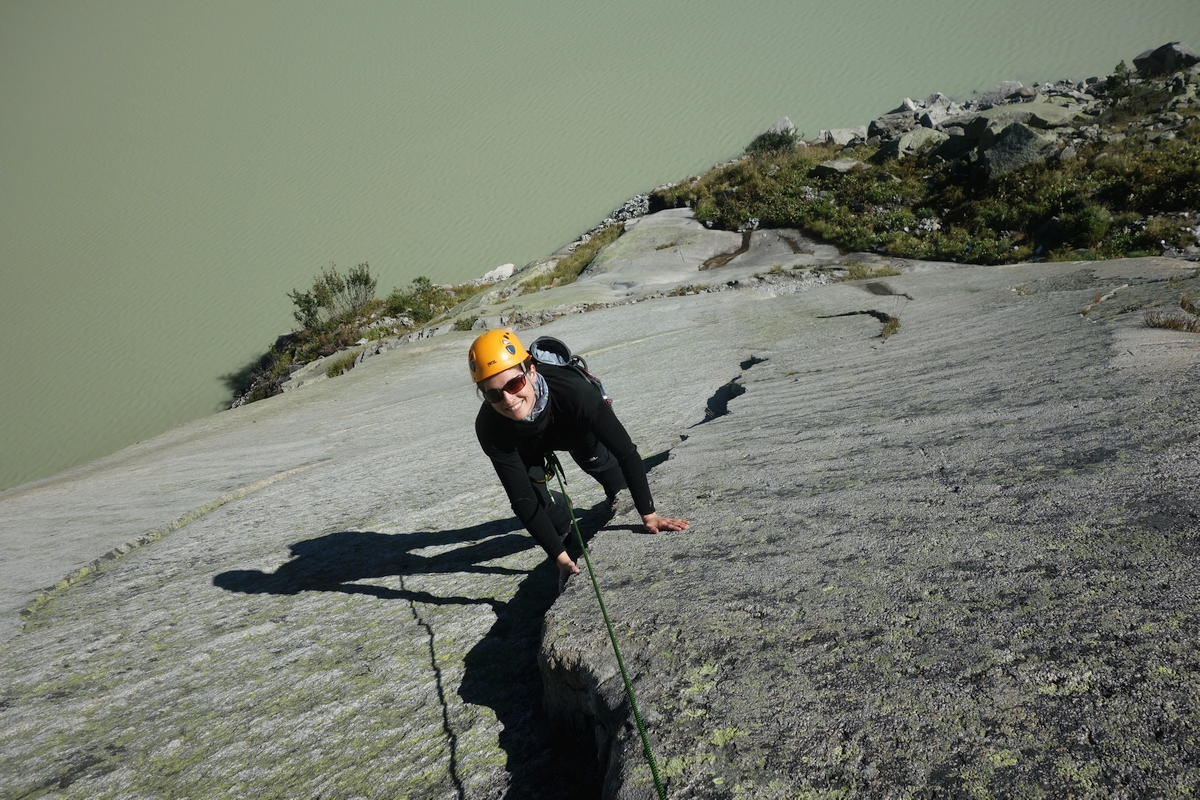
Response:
[964,102,1076,147]
[918,92,966,128]
[976,80,1024,109]
[818,126,868,146]
[768,116,796,136]
[809,159,867,177]
[881,127,950,160]
[982,123,1057,179]
[479,263,515,283]
[1133,42,1200,76]
[931,133,976,161]
[868,112,919,139]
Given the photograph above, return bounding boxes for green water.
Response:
[2,0,1197,491]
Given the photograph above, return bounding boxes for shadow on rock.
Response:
[213,510,606,800]
[213,519,532,599]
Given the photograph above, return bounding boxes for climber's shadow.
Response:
[212,505,607,800]
[213,518,531,601]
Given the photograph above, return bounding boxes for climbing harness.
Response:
[546,453,666,800]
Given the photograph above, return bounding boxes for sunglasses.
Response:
[480,371,528,403]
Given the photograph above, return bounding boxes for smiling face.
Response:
[480,363,537,421]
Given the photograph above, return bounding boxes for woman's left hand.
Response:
[642,512,689,534]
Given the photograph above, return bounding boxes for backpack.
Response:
[528,336,610,404]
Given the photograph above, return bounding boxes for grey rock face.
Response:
[1,240,1199,800]
[543,258,1200,799]
[1134,41,1200,75]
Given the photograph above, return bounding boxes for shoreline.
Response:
[235,43,1199,406]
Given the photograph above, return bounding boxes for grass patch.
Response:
[880,316,900,341]
[520,224,623,294]
[1145,310,1200,332]
[840,263,902,281]
[325,349,362,378]
[655,241,678,251]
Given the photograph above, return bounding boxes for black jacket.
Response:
[475,364,654,557]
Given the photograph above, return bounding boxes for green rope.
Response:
[550,458,666,800]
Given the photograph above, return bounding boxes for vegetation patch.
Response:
[652,64,1199,266]
[519,224,623,294]
[325,349,362,378]
[839,263,903,281]
[1145,310,1200,332]
[231,266,495,406]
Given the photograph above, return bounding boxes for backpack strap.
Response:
[530,336,611,404]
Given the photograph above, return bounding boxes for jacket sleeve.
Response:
[576,388,656,516]
[476,410,567,559]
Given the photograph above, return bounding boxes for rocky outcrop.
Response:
[1134,41,1200,76]
[778,42,1200,182]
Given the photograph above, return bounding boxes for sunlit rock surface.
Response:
[1,235,1198,797]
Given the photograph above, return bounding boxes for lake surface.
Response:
[2,1,1198,491]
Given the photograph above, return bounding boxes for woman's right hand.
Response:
[556,551,580,593]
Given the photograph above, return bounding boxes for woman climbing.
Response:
[470,329,688,590]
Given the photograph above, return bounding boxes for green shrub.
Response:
[745,130,797,156]
[288,262,378,330]
[1105,61,1133,98]
[385,276,454,325]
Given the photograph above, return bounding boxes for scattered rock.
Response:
[810,159,868,177]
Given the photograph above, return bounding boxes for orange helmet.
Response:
[468,329,529,383]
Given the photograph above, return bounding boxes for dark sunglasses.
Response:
[481,372,528,403]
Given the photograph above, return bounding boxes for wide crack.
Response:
[817,309,902,340]
[692,354,767,426]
